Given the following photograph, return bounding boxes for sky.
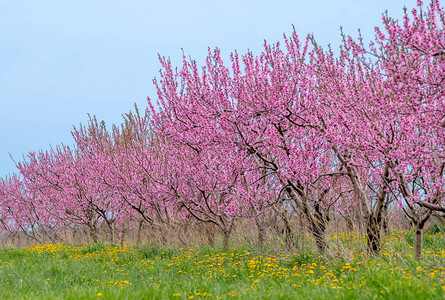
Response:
[0,0,417,177]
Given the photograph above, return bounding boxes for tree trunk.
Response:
[310,203,329,254]
[120,228,126,247]
[343,162,382,254]
[89,225,98,244]
[414,223,423,259]
[109,224,115,245]
[257,225,266,247]
[310,221,328,254]
[411,208,430,260]
[221,221,235,251]
[286,184,330,254]
[136,220,144,245]
[222,229,231,250]
[366,215,381,254]
[255,217,267,247]
[382,205,390,234]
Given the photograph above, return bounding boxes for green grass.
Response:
[0,231,443,299]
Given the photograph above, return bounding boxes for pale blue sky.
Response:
[0,0,415,177]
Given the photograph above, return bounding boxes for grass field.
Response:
[0,231,444,299]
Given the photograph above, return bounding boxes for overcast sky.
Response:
[0,0,416,177]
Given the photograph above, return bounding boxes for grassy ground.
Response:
[0,231,444,299]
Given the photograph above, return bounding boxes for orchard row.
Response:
[1,0,444,258]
